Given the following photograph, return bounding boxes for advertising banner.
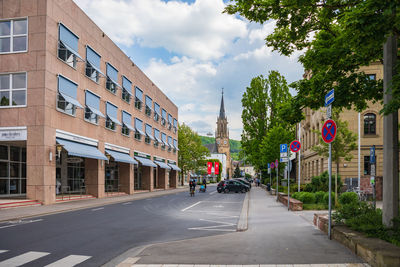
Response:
[215,162,220,175]
[207,162,213,174]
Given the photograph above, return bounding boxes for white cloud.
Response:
[248,21,276,44]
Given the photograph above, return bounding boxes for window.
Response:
[134,118,145,140]
[364,156,371,175]
[161,109,167,126]
[173,118,178,133]
[58,23,83,68]
[364,113,376,135]
[145,96,152,116]
[84,90,105,124]
[0,18,27,53]
[135,86,143,110]
[105,102,121,131]
[368,74,376,80]
[168,114,173,130]
[105,63,120,94]
[121,111,134,136]
[122,76,132,103]
[145,124,155,144]
[168,136,173,152]
[161,133,167,150]
[173,139,179,153]
[154,102,160,122]
[85,46,104,83]
[154,128,161,148]
[57,75,83,116]
[0,73,26,107]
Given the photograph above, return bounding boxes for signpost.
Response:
[370,145,376,208]
[323,89,336,240]
[275,159,279,201]
[290,140,301,153]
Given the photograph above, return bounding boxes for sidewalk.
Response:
[113,187,365,266]
[0,187,187,222]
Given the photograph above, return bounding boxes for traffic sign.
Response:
[280,157,288,163]
[280,143,288,158]
[327,105,332,118]
[268,163,270,169]
[371,164,376,176]
[370,145,375,164]
[321,119,337,143]
[275,159,278,167]
[325,89,334,106]
[271,162,275,169]
[290,140,301,153]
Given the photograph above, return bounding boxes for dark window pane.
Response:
[0,162,8,177]
[0,179,8,194]
[10,179,19,194]
[0,37,10,52]
[0,145,8,160]
[10,146,20,161]
[0,91,10,106]
[13,36,27,51]
[12,90,26,105]
[10,162,20,177]
[21,148,26,162]
[0,21,11,36]
[21,178,26,194]
[13,20,27,35]
[0,74,9,89]
[12,73,26,89]
[21,163,26,178]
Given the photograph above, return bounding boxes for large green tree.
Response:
[178,123,210,185]
[225,0,399,226]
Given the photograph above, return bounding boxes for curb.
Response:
[237,190,249,231]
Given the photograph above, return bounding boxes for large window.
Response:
[105,102,121,131]
[106,63,120,94]
[122,76,132,103]
[135,86,143,110]
[168,114,173,130]
[168,136,173,152]
[161,108,167,126]
[58,23,83,68]
[154,102,160,122]
[364,113,376,135]
[0,73,26,107]
[145,124,154,144]
[364,156,372,175]
[161,132,167,150]
[145,95,152,116]
[0,18,27,53]
[135,118,145,140]
[154,128,161,148]
[85,90,105,124]
[173,118,178,133]
[122,111,134,136]
[173,139,179,153]
[57,75,83,116]
[0,145,26,195]
[85,46,104,83]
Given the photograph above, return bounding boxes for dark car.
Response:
[233,178,251,189]
[217,180,249,193]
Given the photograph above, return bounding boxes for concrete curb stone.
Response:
[237,190,249,231]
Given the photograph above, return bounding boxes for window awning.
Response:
[154,161,171,170]
[60,40,84,61]
[135,128,145,136]
[173,144,179,151]
[155,136,162,143]
[146,132,155,141]
[56,138,107,160]
[107,76,121,88]
[162,140,169,147]
[59,92,83,109]
[123,123,135,132]
[87,105,105,118]
[107,115,122,126]
[123,88,133,96]
[105,149,137,165]
[87,60,105,76]
[134,156,157,168]
[168,164,181,171]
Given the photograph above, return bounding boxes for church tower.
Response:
[215,89,232,178]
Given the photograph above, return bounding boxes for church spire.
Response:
[219,88,226,119]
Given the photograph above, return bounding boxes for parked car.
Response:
[217,180,249,193]
[233,178,251,189]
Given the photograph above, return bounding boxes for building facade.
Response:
[0,0,180,204]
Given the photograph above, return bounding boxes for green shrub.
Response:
[292,192,301,200]
[339,192,359,205]
[304,183,313,192]
[300,192,316,204]
[315,191,325,204]
[323,192,335,205]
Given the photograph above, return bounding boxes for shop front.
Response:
[153,157,171,189]
[134,152,157,191]
[168,160,181,188]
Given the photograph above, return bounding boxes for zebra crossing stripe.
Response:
[44,255,92,267]
[0,251,50,266]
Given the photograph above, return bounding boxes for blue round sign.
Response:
[290,140,301,153]
[322,119,337,143]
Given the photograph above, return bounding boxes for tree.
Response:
[233,165,241,178]
[178,123,210,185]
[312,108,357,205]
[225,0,399,226]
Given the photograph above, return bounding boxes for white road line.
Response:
[0,251,50,266]
[44,255,92,267]
[0,250,8,254]
[0,225,17,229]
[200,201,242,203]
[209,191,218,195]
[91,207,104,211]
[199,218,236,226]
[181,201,202,212]
[122,202,132,205]
[188,227,236,232]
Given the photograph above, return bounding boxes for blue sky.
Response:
[74,0,304,140]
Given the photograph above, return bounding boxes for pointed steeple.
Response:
[219,88,226,119]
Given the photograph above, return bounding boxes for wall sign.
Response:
[0,127,27,141]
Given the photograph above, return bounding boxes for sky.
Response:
[74,0,304,140]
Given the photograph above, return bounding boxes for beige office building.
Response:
[0,0,180,204]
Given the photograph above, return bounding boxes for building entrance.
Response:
[0,144,26,197]
[56,151,86,195]
[105,161,119,193]
[134,165,143,190]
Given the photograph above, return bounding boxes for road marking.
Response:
[0,251,50,266]
[91,207,104,211]
[213,205,224,208]
[44,255,92,267]
[122,202,132,205]
[0,225,17,229]
[209,191,218,195]
[181,201,201,212]
[188,227,236,232]
[0,250,8,254]
[199,218,236,226]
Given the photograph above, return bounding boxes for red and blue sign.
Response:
[322,119,337,144]
[290,140,301,153]
[271,162,275,169]
[275,159,278,167]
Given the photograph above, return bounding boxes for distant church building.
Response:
[204,90,232,179]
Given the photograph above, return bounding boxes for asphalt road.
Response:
[0,185,246,266]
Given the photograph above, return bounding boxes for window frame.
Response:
[85,45,104,84]
[56,74,83,116]
[0,17,28,54]
[57,22,82,69]
[154,102,160,122]
[161,108,167,126]
[84,89,104,125]
[121,76,132,104]
[135,86,143,110]
[121,110,134,137]
[105,101,121,131]
[105,63,120,95]
[0,72,27,108]
[145,95,152,117]
[154,128,160,148]
[364,113,376,135]
[134,118,144,141]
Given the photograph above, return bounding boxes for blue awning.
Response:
[56,138,107,160]
[134,156,157,168]
[168,164,181,172]
[87,60,105,77]
[87,105,105,118]
[60,40,84,61]
[105,149,137,165]
[59,92,83,109]
[154,161,171,170]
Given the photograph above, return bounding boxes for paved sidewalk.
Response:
[116,188,365,266]
[0,187,187,222]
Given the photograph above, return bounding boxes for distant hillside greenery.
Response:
[200,136,242,160]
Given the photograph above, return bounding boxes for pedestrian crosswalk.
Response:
[0,250,91,267]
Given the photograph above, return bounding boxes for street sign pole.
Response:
[328,142,332,240]
[276,163,279,202]
[298,124,301,192]
[288,152,290,211]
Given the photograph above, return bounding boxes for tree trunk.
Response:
[383,34,400,227]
